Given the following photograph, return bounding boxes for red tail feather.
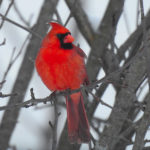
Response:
[66,92,90,143]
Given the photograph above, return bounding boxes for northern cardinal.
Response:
[35,22,90,143]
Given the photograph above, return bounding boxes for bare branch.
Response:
[0,0,14,29]
[65,0,95,46]
[0,47,16,90]
[132,93,150,150]
[140,0,146,44]
[0,38,6,46]
[133,14,150,149]
[136,0,140,26]
[0,62,134,110]
[0,0,59,149]
[0,35,30,90]
[0,88,80,111]
[55,10,63,25]
[86,0,125,80]
[13,1,30,26]
[0,13,42,39]
[30,88,35,100]
[51,97,59,150]
[0,80,6,86]
[99,48,146,149]
[64,13,72,27]
[118,10,150,61]
[123,6,131,35]
[1,0,150,149]
[88,91,113,109]
[0,92,17,98]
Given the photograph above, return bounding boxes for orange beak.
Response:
[64,34,74,43]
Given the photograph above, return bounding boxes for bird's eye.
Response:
[57,32,72,44]
[57,32,71,40]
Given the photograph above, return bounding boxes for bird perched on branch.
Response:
[35,22,90,143]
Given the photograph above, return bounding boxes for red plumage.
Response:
[35,22,90,143]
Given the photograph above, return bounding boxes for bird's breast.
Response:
[36,48,86,91]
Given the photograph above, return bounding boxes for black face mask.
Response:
[57,32,73,49]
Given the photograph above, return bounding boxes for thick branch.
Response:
[65,0,95,46]
[99,49,146,149]
[0,14,42,39]
[132,28,150,150]
[86,0,125,81]
[0,0,58,149]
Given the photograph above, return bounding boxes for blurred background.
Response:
[1,0,150,150]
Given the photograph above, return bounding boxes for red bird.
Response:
[35,22,90,143]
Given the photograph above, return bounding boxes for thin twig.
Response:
[0,47,16,90]
[55,10,63,25]
[136,0,140,26]
[144,139,150,143]
[0,86,87,110]
[0,38,6,46]
[30,88,35,100]
[0,13,42,39]
[51,97,59,150]
[64,0,78,27]
[49,121,54,129]
[0,35,30,90]
[88,91,113,109]
[0,80,6,86]
[0,91,56,110]
[0,0,14,29]
[140,0,146,44]
[13,1,30,26]
[64,13,72,27]
[123,6,131,35]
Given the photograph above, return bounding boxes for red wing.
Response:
[73,45,87,58]
[73,45,89,85]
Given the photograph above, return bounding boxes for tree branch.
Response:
[0,0,59,149]
[0,13,42,39]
